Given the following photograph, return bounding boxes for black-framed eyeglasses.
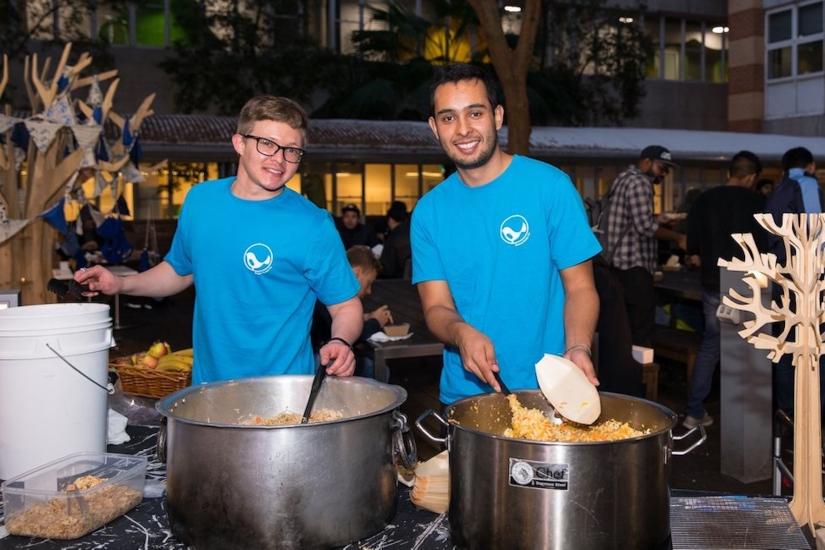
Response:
[242,134,305,163]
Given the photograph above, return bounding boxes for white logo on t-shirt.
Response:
[500,215,530,246]
[243,243,274,275]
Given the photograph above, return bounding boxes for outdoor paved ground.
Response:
[108,288,779,497]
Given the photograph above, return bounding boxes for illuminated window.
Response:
[365,164,391,215]
[334,162,363,214]
[394,164,419,210]
[420,164,444,196]
[645,15,727,82]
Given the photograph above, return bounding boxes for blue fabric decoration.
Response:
[40,198,68,235]
[95,135,109,162]
[115,195,131,217]
[92,106,103,125]
[11,122,29,150]
[59,230,80,257]
[122,119,133,146]
[129,138,142,164]
[57,75,69,93]
[97,218,133,265]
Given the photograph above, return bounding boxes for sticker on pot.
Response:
[509,458,569,491]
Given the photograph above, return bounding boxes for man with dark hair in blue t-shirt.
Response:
[412,64,602,404]
[76,96,363,384]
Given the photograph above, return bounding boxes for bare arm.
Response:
[74,261,192,298]
[560,260,600,386]
[418,280,502,391]
[319,297,363,377]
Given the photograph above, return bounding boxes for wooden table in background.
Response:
[362,279,443,383]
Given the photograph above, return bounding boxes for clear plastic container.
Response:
[1,452,146,540]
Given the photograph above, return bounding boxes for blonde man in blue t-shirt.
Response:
[412,64,601,404]
[76,96,362,383]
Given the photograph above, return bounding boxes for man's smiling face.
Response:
[428,78,503,171]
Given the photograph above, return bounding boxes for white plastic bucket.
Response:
[0,303,110,331]
[0,304,113,480]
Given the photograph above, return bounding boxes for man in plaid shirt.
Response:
[605,145,686,346]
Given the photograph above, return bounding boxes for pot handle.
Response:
[671,425,707,456]
[391,410,418,470]
[415,409,449,447]
[156,418,168,464]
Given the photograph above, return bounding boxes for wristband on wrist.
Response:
[565,344,592,358]
[327,336,352,350]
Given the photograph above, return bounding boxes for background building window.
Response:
[766,3,824,80]
[644,16,661,78]
[663,17,682,80]
[334,162,364,213]
[684,20,703,81]
[365,164,391,215]
[645,15,727,82]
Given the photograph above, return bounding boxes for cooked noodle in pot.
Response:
[504,395,646,442]
[242,409,343,425]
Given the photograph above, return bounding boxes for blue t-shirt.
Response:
[165,178,359,384]
[789,168,822,213]
[411,156,601,404]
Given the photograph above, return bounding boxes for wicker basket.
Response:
[110,358,191,399]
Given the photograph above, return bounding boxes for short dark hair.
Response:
[729,150,762,179]
[387,201,408,223]
[429,64,501,116]
[782,147,814,172]
[341,203,360,216]
[346,245,381,273]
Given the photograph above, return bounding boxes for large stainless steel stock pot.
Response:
[156,375,415,549]
[417,391,705,550]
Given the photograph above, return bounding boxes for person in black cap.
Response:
[603,145,687,346]
[379,201,412,278]
[337,203,380,250]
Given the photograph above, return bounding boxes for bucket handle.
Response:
[416,409,449,447]
[671,425,707,456]
[46,343,115,395]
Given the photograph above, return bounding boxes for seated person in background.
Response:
[312,246,393,377]
[380,201,412,279]
[337,203,380,250]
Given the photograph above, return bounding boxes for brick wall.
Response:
[728,1,764,132]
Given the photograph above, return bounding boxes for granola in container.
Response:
[2,452,146,540]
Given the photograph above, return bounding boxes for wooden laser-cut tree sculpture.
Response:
[719,213,825,534]
[0,43,154,304]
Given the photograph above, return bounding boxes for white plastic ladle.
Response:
[535,353,601,425]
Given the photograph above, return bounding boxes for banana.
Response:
[157,355,193,372]
[170,348,193,358]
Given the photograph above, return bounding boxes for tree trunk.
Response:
[467,0,542,155]
[499,73,531,154]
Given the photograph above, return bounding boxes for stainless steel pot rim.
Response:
[155,375,408,429]
[447,390,678,446]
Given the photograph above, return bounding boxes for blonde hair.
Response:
[236,95,308,138]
